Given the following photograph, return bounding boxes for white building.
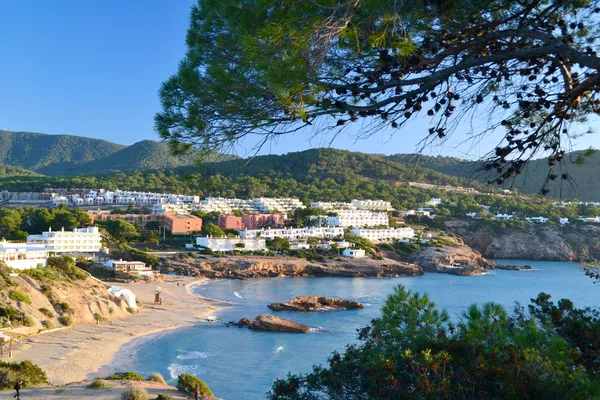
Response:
[290,241,311,250]
[350,199,393,211]
[403,209,431,217]
[310,210,389,228]
[151,203,192,215]
[196,236,266,252]
[495,213,514,220]
[0,241,51,270]
[427,198,442,207]
[560,218,569,225]
[239,227,344,240]
[342,248,366,258]
[525,216,549,223]
[105,259,155,277]
[252,197,305,213]
[576,216,600,223]
[27,227,102,253]
[310,201,356,210]
[349,227,415,242]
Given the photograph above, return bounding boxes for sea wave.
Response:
[168,363,202,380]
[234,292,244,299]
[177,350,213,360]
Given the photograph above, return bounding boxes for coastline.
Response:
[8,276,226,386]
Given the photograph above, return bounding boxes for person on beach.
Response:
[195,384,200,400]
[13,380,22,399]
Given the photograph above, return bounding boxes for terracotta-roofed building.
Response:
[163,214,203,235]
[218,215,244,230]
[241,213,286,229]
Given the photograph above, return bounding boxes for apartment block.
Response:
[349,227,415,242]
[27,227,103,253]
[162,214,203,235]
[239,227,344,240]
[0,240,50,270]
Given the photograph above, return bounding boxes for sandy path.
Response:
[0,380,192,400]
[6,276,225,386]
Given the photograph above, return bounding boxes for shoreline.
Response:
[8,276,227,386]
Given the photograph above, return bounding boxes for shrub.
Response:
[0,360,48,390]
[9,290,32,305]
[126,307,136,314]
[23,315,36,327]
[39,308,54,318]
[54,302,73,315]
[41,319,56,329]
[156,395,172,400]
[105,372,146,381]
[87,379,112,389]
[147,372,167,385]
[177,373,214,397]
[59,315,72,326]
[121,386,149,400]
[269,286,600,400]
[93,313,106,322]
[40,284,53,296]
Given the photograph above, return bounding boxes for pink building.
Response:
[218,215,244,230]
[242,213,286,229]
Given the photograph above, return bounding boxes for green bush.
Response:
[41,319,56,329]
[156,395,172,400]
[269,286,600,400]
[93,313,106,322]
[177,373,214,397]
[105,372,146,381]
[39,307,54,318]
[121,386,149,400]
[40,284,53,297]
[23,315,36,327]
[59,315,72,326]
[9,290,31,305]
[147,372,167,385]
[0,360,48,389]
[87,379,112,389]
[54,302,73,315]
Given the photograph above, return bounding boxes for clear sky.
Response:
[0,1,597,160]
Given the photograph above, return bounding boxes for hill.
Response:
[0,130,223,176]
[0,130,125,171]
[387,152,600,201]
[0,163,40,178]
[0,148,486,209]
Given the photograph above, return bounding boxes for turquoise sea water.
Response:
[111,260,599,400]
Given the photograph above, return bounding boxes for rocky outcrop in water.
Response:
[248,314,311,333]
[410,238,495,276]
[160,255,423,279]
[445,220,600,261]
[268,296,364,312]
[496,264,533,270]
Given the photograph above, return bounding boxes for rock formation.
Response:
[445,220,600,261]
[248,314,311,333]
[160,255,423,279]
[495,264,533,270]
[410,238,495,276]
[269,296,364,311]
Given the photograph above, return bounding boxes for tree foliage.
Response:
[158,0,600,193]
[269,285,600,399]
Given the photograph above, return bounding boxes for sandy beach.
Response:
[6,276,224,386]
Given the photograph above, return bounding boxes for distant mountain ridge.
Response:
[0,130,226,176]
[387,152,600,201]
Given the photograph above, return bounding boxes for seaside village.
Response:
[2,188,600,274]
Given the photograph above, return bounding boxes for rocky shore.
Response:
[445,220,600,261]
[227,314,311,333]
[160,255,423,279]
[409,238,495,276]
[269,296,364,311]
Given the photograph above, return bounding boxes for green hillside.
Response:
[0,163,40,178]
[0,130,125,171]
[0,148,485,209]
[387,152,600,200]
[0,130,223,176]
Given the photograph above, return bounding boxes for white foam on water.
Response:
[176,350,213,360]
[168,363,201,380]
[234,292,243,299]
[275,346,284,353]
[309,326,325,333]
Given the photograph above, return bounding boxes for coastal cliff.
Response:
[0,263,131,335]
[445,220,600,261]
[159,255,423,278]
[409,238,495,275]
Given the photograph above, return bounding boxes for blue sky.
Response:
[0,1,597,160]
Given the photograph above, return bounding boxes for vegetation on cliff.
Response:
[270,285,600,399]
